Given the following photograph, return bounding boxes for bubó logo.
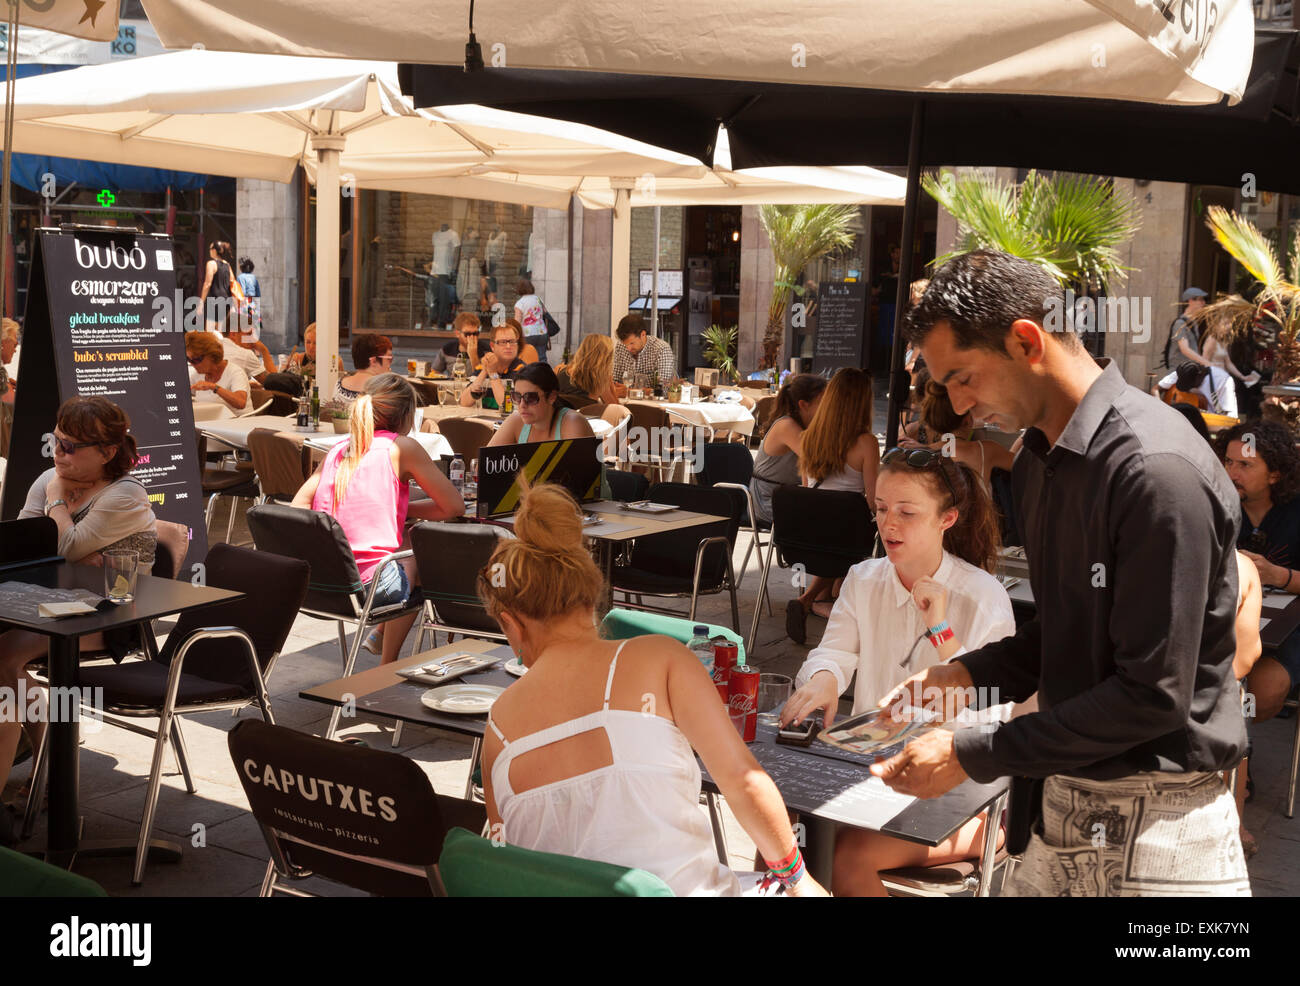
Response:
[482,454,520,476]
[74,238,145,271]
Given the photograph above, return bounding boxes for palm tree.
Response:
[1191,206,1300,397]
[922,169,1140,292]
[758,204,857,369]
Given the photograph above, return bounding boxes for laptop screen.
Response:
[476,437,603,517]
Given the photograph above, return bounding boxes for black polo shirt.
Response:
[1238,495,1300,571]
[954,363,1245,781]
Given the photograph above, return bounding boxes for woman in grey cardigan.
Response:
[1,397,156,842]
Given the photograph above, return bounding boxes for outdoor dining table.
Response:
[624,397,755,437]
[191,401,231,423]
[0,560,241,867]
[299,636,1007,889]
[199,414,333,449]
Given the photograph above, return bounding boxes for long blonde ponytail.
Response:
[330,373,416,511]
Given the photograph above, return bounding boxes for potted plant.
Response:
[701,323,740,383]
[758,205,857,369]
[667,377,682,403]
[323,399,351,433]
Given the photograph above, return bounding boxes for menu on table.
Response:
[2,228,208,564]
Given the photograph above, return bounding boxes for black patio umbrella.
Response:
[400,27,1300,446]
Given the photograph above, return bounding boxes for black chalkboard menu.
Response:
[2,228,207,565]
[811,280,867,376]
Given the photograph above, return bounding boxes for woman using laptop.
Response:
[489,362,594,446]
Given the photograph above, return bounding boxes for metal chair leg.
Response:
[133,709,174,886]
[747,533,778,657]
[225,496,239,544]
[465,736,483,800]
[21,726,50,840]
[391,720,404,748]
[326,621,368,740]
[1288,709,1299,819]
[705,791,729,865]
[170,718,196,794]
[259,858,279,897]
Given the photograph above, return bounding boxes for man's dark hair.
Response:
[904,250,1078,355]
[615,313,646,341]
[1218,419,1300,505]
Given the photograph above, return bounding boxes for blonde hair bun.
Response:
[512,481,585,554]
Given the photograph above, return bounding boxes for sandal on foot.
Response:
[362,629,383,655]
[785,600,807,645]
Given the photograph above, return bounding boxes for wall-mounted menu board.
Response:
[811,280,867,376]
[2,228,207,564]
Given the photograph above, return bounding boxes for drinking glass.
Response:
[728,706,749,738]
[103,549,139,605]
[757,673,793,724]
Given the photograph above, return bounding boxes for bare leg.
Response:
[1248,657,1292,722]
[379,557,420,665]
[832,810,1002,897]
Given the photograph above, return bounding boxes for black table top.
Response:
[304,647,1005,845]
[0,561,243,639]
[701,721,1007,847]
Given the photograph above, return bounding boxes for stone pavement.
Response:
[6,439,1297,895]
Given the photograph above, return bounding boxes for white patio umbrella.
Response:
[143,0,1255,105]
[0,49,715,393]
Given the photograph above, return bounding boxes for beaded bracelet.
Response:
[764,843,799,873]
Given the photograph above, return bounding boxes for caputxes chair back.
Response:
[159,543,309,691]
[246,503,366,619]
[410,521,505,637]
[228,719,449,896]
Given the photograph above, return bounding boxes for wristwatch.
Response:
[45,498,68,516]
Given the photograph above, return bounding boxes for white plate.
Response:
[420,683,504,714]
[503,658,528,677]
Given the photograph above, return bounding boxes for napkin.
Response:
[38,601,97,618]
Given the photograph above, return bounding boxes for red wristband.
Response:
[928,626,954,647]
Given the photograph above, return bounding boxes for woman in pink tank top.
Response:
[292,374,465,662]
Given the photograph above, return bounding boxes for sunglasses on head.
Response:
[882,446,958,505]
[54,436,101,456]
[517,391,544,407]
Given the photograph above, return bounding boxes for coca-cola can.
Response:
[728,665,760,742]
[711,640,739,701]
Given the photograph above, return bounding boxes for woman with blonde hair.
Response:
[477,482,828,897]
[187,330,249,412]
[292,374,464,663]
[557,333,619,410]
[788,367,880,643]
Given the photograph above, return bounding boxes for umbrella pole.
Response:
[312,135,345,398]
[1,0,19,322]
[884,100,924,451]
[650,205,661,339]
[610,185,631,333]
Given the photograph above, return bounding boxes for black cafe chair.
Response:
[228,719,486,897]
[245,502,423,740]
[22,544,309,885]
[749,485,876,655]
[0,516,60,571]
[879,789,1012,897]
[697,441,770,598]
[610,482,742,634]
[605,468,649,503]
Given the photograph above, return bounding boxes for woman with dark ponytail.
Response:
[780,446,1013,895]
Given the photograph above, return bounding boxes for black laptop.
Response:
[475,437,603,517]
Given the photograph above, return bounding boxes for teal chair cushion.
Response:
[0,846,107,897]
[599,608,746,664]
[438,827,674,897]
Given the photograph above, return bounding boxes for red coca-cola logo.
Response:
[729,694,754,715]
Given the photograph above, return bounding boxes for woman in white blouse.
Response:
[186,330,249,412]
[781,446,1015,896]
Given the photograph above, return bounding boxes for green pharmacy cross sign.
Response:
[97,189,116,208]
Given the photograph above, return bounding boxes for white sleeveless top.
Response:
[488,641,740,897]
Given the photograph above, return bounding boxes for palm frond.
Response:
[1205,205,1284,288]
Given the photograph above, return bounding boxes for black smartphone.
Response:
[775,716,819,747]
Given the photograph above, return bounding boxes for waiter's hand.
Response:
[871,729,967,798]
[878,660,974,723]
[780,670,839,729]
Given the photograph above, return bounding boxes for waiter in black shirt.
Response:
[876,251,1249,897]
